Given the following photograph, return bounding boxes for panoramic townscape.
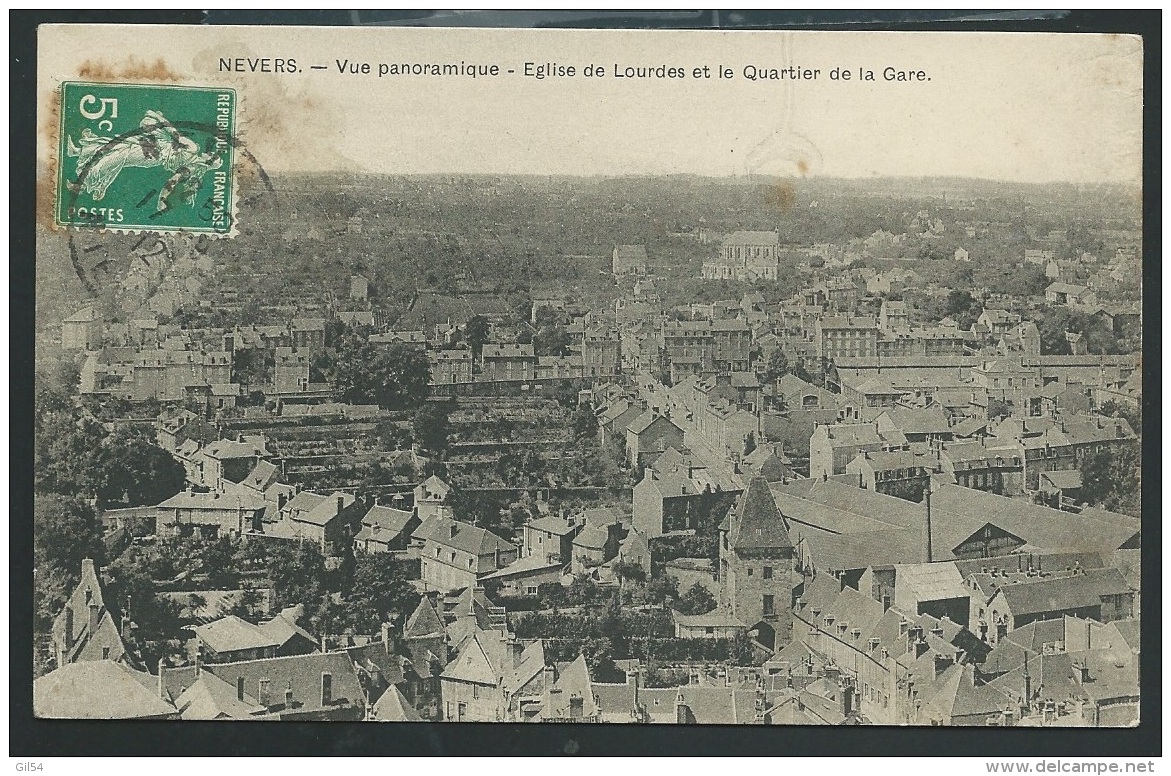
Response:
[33,173,1141,725]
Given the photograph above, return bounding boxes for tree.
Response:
[612,560,647,586]
[93,427,186,507]
[763,349,789,384]
[675,582,718,616]
[412,402,451,456]
[340,554,420,634]
[571,404,598,442]
[266,542,328,611]
[34,495,103,579]
[34,411,106,497]
[1080,445,1140,516]
[327,336,431,409]
[464,315,491,360]
[533,323,569,357]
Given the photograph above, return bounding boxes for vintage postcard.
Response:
[32,24,1143,727]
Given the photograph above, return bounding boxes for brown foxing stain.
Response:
[765,181,797,213]
[77,57,180,83]
[796,158,809,177]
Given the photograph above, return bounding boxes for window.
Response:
[763,594,775,616]
[472,685,480,699]
[458,702,467,720]
[747,567,753,577]
[763,566,773,580]
[102,647,110,659]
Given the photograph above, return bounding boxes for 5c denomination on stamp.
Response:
[56,81,236,234]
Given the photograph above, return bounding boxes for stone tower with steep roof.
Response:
[718,478,798,650]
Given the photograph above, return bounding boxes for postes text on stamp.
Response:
[56,81,236,234]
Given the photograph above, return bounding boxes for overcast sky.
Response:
[40,26,1143,184]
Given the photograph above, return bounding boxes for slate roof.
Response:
[879,406,952,436]
[928,484,1139,559]
[294,492,356,526]
[723,231,780,246]
[425,516,516,557]
[403,596,446,640]
[370,685,423,721]
[480,554,564,581]
[174,670,266,720]
[994,568,1132,617]
[34,661,176,719]
[199,652,365,716]
[257,610,317,650]
[240,460,280,491]
[194,615,281,654]
[725,478,793,553]
[359,504,416,536]
[526,516,577,536]
[282,491,327,516]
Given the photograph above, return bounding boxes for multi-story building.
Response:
[809,422,905,480]
[419,517,518,593]
[480,343,536,382]
[710,319,752,373]
[274,347,311,393]
[429,349,474,385]
[815,316,879,361]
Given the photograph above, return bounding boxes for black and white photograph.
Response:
[24,19,1150,743]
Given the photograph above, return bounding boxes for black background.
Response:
[9,8,1161,757]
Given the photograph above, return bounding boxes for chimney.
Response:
[321,672,333,706]
[194,652,201,677]
[626,667,641,707]
[543,663,555,689]
[237,676,246,702]
[337,495,345,515]
[89,602,100,636]
[258,678,271,708]
[569,694,585,719]
[285,681,294,709]
[381,621,392,654]
[675,690,690,724]
[157,659,166,699]
[64,606,74,645]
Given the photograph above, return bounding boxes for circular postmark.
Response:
[63,119,275,297]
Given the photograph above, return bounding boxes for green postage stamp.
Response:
[56,81,236,234]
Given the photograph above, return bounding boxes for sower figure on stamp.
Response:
[67,109,223,212]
